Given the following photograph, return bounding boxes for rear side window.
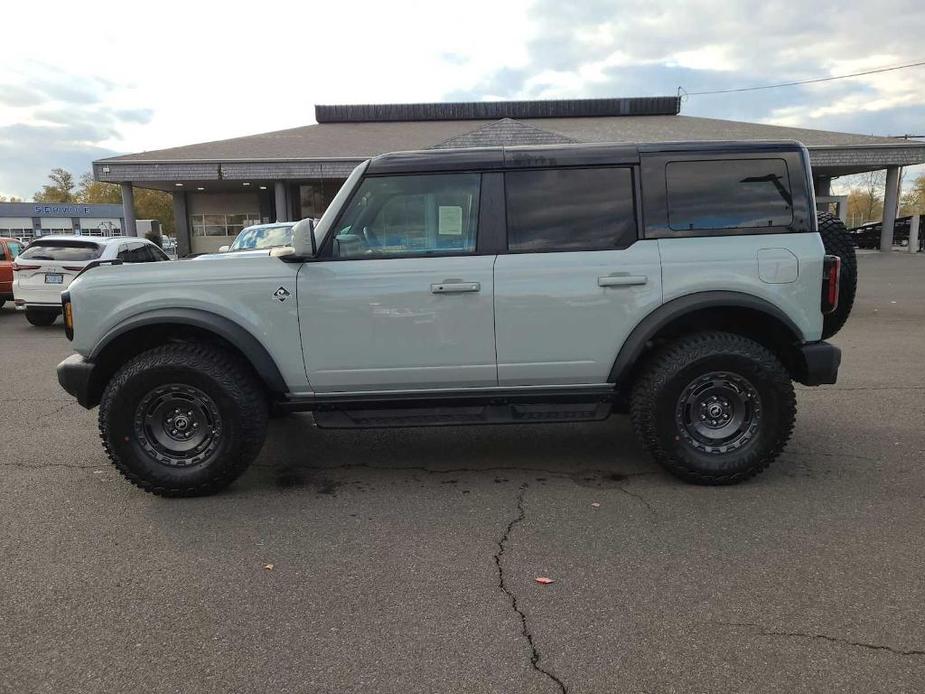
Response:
[505,167,636,252]
[19,241,103,261]
[666,158,793,231]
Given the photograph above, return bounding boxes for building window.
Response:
[505,167,637,252]
[666,158,794,231]
[191,212,261,237]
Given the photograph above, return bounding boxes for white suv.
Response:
[14,236,170,326]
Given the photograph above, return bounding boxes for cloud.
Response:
[443,0,925,140]
[0,71,140,197]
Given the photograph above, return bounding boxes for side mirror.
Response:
[291,218,317,257]
[218,245,230,253]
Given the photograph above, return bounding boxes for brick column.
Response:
[121,182,137,237]
[172,191,191,258]
[880,166,900,252]
[275,182,288,222]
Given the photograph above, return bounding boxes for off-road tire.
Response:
[99,343,268,497]
[25,310,57,326]
[818,211,857,339]
[630,331,795,485]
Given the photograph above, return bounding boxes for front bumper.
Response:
[57,354,99,409]
[796,341,841,386]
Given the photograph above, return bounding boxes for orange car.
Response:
[0,237,25,309]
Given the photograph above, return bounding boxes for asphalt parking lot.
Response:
[2,252,924,694]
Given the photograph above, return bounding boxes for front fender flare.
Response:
[90,307,287,394]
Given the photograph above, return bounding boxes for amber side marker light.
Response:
[62,292,74,341]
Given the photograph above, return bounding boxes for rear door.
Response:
[297,171,498,392]
[493,165,662,385]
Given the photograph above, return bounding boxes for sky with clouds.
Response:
[2,0,923,198]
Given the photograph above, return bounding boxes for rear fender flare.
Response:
[608,291,804,383]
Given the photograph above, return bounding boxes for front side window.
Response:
[505,167,637,252]
[666,158,794,231]
[331,173,480,259]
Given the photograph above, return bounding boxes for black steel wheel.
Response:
[676,371,761,455]
[135,384,224,468]
[631,332,795,485]
[99,343,268,497]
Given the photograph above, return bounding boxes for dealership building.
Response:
[92,97,925,256]
[0,201,125,241]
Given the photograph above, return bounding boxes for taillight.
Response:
[62,291,74,341]
[12,262,41,272]
[821,255,841,314]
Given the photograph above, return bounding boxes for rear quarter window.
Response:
[19,241,103,261]
[666,158,793,231]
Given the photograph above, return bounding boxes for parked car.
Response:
[57,140,856,496]
[849,215,923,249]
[14,236,171,326]
[213,222,297,256]
[0,237,26,309]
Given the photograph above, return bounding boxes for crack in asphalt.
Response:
[712,621,925,657]
[33,402,72,422]
[612,482,656,516]
[494,483,567,694]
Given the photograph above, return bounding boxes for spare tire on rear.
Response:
[818,211,857,339]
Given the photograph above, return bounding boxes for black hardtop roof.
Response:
[366,140,807,174]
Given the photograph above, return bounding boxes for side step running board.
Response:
[313,402,613,429]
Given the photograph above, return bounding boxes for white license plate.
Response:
[45,273,64,284]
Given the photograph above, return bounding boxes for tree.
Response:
[33,167,175,234]
[842,170,886,227]
[34,168,76,202]
[900,173,925,216]
[75,171,175,235]
[77,172,121,204]
[0,194,23,202]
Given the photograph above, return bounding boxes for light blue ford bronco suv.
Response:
[57,141,855,496]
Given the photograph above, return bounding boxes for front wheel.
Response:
[99,343,268,496]
[631,332,795,485]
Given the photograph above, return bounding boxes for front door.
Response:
[493,166,662,386]
[297,171,497,392]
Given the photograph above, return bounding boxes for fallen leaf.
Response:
[263,564,274,571]
[591,502,601,508]
[535,576,555,585]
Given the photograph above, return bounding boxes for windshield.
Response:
[229,224,294,251]
[19,240,103,261]
[313,161,369,249]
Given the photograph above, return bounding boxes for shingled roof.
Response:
[94,97,925,184]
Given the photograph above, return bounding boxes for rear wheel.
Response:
[818,212,857,339]
[99,343,268,497]
[25,310,58,326]
[631,332,795,485]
